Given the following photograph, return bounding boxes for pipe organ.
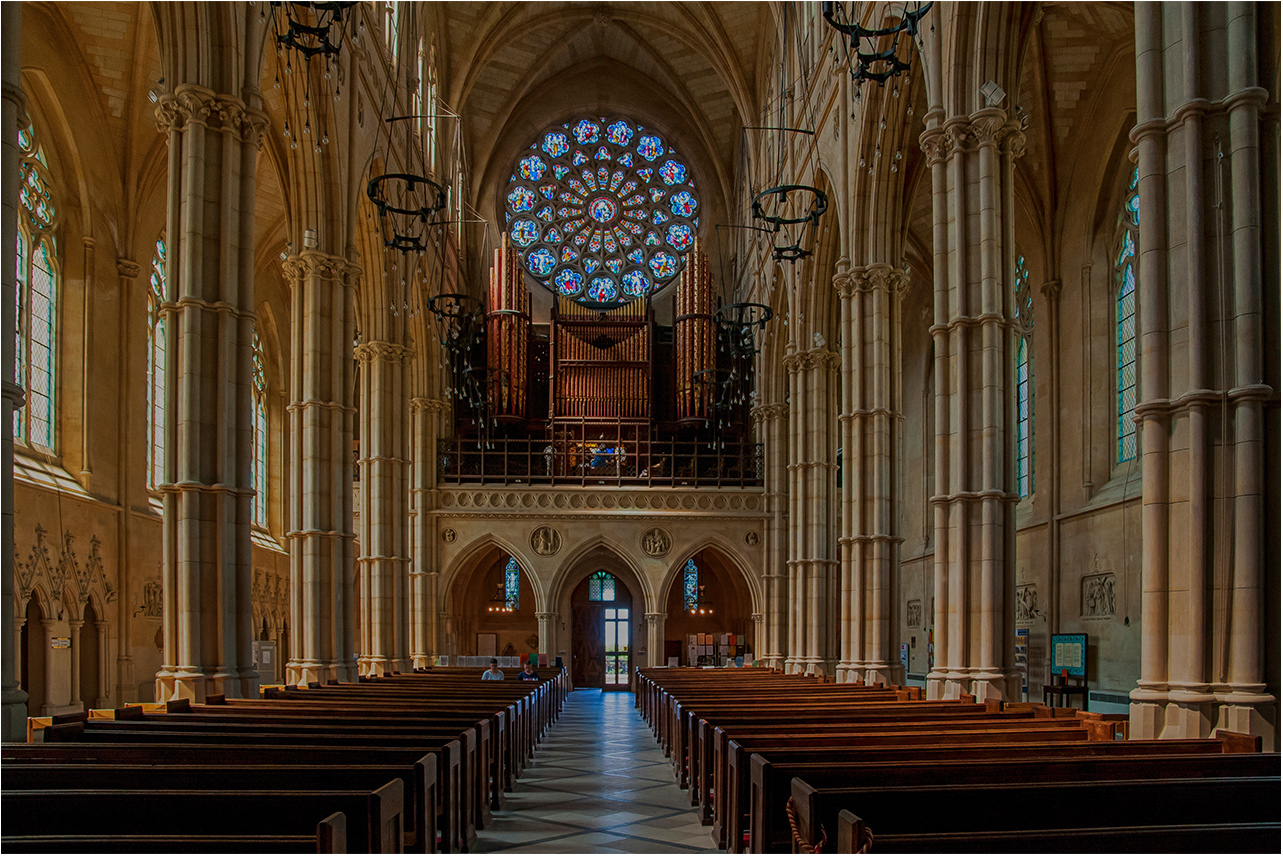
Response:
[486,236,530,420]
[675,245,714,423]
[551,295,651,421]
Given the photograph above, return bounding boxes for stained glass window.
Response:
[504,557,520,611]
[1115,167,1140,463]
[14,122,58,450]
[147,236,167,491]
[251,330,268,526]
[683,559,699,612]
[588,570,616,602]
[1014,253,1033,498]
[504,117,699,307]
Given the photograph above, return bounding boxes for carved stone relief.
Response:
[906,599,922,628]
[1081,572,1116,619]
[140,580,163,619]
[1016,584,1040,624]
[745,531,760,547]
[640,527,671,557]
[530,525,561,556]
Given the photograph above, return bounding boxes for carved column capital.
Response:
[283,250,349,283]
[1040,279,1062,301]
[751,403,788,423]
[854,263,909,295]
[116,259,142,279]
[354,340,414,365]
[919,127,950,164]
[410,397,444,414]
[154,84,266,145]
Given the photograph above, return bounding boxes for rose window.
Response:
[503,117,699,308]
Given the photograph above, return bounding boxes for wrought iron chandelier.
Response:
[822,1,933,88]
[751,184,828,262]
[427,292,484,409]
[267,2,357,61]
[367,172,448,254]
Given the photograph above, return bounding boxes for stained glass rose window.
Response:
[504,117,699,308]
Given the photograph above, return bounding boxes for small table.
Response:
[1043,681,1088,711]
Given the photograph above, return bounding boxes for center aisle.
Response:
[473,688,720,854]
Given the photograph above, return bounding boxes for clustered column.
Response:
[919,107,1024,702]
[356,339,412,676]
[836,265,907,685]
[1129,1,1275,748]
[784,348,840,676]
[751,402,789,669]
[153,84,266,702]
[1,0,29,739]
[284,251,358,686]
[409,396,444,670]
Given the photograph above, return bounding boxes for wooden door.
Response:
[571,602,605,688]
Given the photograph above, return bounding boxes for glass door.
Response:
[604,606,630,687]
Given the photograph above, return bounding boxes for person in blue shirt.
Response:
[482,658,505,680]
[519,661,540,681]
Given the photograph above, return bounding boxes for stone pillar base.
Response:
[1215,697,1277,752]
[970,671,1014,702]
[760,654,785,671]
[1161,697,1216,740]
[927,671,967,700]
[865,661,901,688]
[412,654,433,671]
[359,657,406,678]
[156,668,260,702]
[287,659,355,687]
[834,661,862,683]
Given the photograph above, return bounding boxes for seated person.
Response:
[482,658,505,680]
[519,661,540,681]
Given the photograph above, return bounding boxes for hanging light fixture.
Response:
[427,292,483,409]
[750,184,828,262]
[267,2,357,61]
[822,1,933,89]
[367,171,448,254]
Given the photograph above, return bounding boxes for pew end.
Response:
[1215,730,1263,753]
[835,810,867,854]
[319,811,348,854]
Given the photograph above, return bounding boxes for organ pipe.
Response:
[675,243,714,422]
[486,235,529,420]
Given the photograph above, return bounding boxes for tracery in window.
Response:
[1014,253,1033,497]
[251,330,269,526]
[588,570,616,602]
[14,123,58,450]
[504,557,520,611]
[147,236,167,491]
[1115,167,1140,464]
[683,558,699,612]
[503,117,699,308]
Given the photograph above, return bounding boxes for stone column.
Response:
[785,348,840,676]
[644,612,665,667]
[536,612,557,665]
[1129,1,1275,748]
[284,251,358,687]
[1,0,29,740]
[356,340,412,676]
[40,618,58,715]
[750,612,764,663]
[68,618,84,709]
[837,266,907,685]
[153,84,266,703]
[94,619,108,708]
[409,397,443,669]
[919,108,1024,702]
[752,403,788,669]
[114,259,141,703]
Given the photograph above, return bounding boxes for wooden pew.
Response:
[5,760,435,855]
[2,783,405,853]
[835,810,1281,854]
[2,811,347,854]
[790,775,1280,854]
[787,748,1281,854]
[42,721,473,853]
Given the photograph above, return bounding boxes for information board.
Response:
[1050,633,1087,678]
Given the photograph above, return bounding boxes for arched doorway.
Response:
[664,548,755,666]
[79,600,100,710]
[20,597,46,717]
[570,570,632,690]
[449,547,539,662]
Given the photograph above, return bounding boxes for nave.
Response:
[475,690,716,855]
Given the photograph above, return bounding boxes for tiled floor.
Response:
[473,689,720,854]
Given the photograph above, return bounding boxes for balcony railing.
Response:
[438,436,764,488]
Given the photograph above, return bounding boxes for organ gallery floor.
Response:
[474,690,718,854]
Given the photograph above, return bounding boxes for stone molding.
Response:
[155,83,268,146]
[435,487,764,515]
[354,340,414,364]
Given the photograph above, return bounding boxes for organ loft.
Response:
[1,5,1279,846]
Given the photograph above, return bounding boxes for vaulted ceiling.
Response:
[430,2,770,238]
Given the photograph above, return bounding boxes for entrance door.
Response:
[604,606,630,688]
[570,570,631,690]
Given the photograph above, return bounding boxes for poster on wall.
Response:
[477,633,497,658]
[1050,633,1087,678]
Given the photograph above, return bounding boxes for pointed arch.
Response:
[657,538,763,616]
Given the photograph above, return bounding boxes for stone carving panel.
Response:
[1081,572,1116,619]
[1016,584,1040,624]
[641,527,671,557]
[906,599,922,628]
[530,526,561,556]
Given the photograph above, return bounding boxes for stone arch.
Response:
[442,534,542,661]
[548,535,654,614]
[440,532,545,613]
[658,539,763,617]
